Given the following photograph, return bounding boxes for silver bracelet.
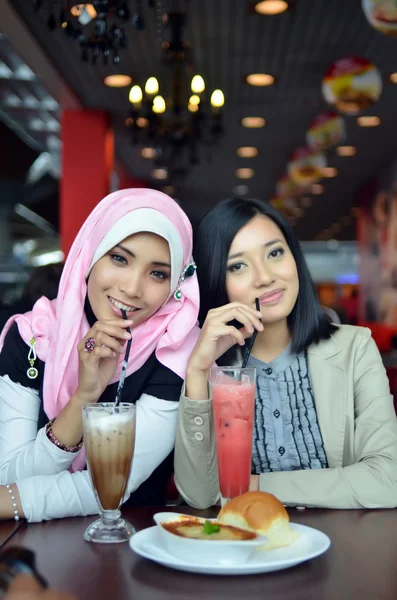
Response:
[5,484,20,521]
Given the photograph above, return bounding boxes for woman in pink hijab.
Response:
[0,188,200,522]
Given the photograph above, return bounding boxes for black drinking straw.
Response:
[114,309,132,407]
[242,298,261,368]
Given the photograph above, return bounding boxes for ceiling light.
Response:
[145,77,159,95]
[254,1,289,15]
[136,117,148,128]
[129,85,143,104]
[188,103,199,113]
[233,185,249,196]
[104,74,132,88]
[31,250,65,267]
[312,184,324,195]
[189,95,200,106]
[336,145,357,157]
[236,146,259,158]
[357,116,381,127]
[241,116,266,128]
[390,73,397,83]
[152,168,168,180]
[246,73,275,86]
[141,147,156,159]
[191,75,205,94]
[322,167,338,178]
[210,89,225,108]
[236,168,255,179]
[152,95,166,114]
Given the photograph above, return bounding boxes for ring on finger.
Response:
[84,337,96,353]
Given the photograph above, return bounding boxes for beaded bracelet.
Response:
[45,418,83,453]
[5,484,20,521]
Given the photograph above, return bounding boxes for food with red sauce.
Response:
[162,517,257,541]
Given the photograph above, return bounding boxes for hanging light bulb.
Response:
[145,77,159,95]
[129,85,143,106]
[189,94,201,106]
[210,89,225,108]
[191,75,205,94]
[152,95,166,114]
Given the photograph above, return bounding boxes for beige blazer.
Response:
[174,325,397,509]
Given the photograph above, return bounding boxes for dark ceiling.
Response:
[8,0,397,240]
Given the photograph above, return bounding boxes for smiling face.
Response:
[87,232,171,328]
[226,214,299,325]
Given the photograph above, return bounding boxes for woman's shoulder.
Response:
[331,324,372,343]
[0,322,44,390]
[313,324,374,359]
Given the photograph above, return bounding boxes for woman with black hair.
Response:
[174,198,397,509]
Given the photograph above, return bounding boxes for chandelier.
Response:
[126,11,225,180]
[33,1,161,65]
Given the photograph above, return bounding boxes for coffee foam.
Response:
[85,409,133,432]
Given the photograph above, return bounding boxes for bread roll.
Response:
[217,491,299,550]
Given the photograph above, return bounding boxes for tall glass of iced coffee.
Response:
[82,402,136,544]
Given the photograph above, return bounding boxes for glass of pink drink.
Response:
[210,367,256,503]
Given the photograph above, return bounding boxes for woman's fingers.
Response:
[91,346,117,360]
[77,320,132,352]
[211,301,262,318]
[211,325,246,347]
[207,305,263,333]
[92,320,133,341]
[91,331,125,354]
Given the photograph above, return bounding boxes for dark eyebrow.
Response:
[114,245,171,269]
[228,239,284,261]
[115,244,134,257]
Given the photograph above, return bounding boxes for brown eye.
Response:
[227,263,245,273]
[268,248,284,259]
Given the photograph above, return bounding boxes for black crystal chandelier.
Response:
[126,10,225,180]
[33,1,162,65]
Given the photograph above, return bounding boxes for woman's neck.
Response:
[251,319,291,364]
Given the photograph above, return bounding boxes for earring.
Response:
[27,336,38,380]
[174,260,197,301]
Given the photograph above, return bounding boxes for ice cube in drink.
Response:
[211,370,255,500]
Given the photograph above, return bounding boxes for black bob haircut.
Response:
[194,198,336,356]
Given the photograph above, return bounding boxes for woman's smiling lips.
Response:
[258,289,284,305]
[108,296,141,315]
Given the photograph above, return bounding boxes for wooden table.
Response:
[0,518,24,550]
[4,506,397,600]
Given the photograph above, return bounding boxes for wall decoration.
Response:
[306,111,346,152]
[362,0,397,37]
[322,57,382,115]
[287,146,326,187]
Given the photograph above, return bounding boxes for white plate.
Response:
[130,523,331,575]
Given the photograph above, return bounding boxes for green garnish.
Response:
[203,520,221,535]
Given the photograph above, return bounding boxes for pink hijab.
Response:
[0,189,200,469]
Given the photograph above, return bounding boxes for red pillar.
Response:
[118,176,146,189]
[60,109,114,256]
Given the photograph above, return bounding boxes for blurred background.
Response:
[1,0,397,349]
